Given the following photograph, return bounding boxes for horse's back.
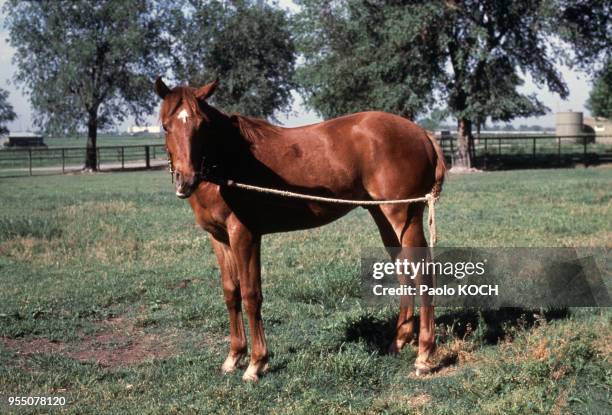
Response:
[284,111,438,198]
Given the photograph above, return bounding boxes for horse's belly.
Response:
[242,200,356,234]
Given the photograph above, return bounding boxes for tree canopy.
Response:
[171,0,296,119]
[294,0,442,120]
[587,59,612,119]
[0,88,17,136]
[552,0,612,73]
[4,0,171,169]
[294,0,606,167]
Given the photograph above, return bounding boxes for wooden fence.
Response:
[1,135,611,177]
[437,134,612,168]
[0,144,167,177]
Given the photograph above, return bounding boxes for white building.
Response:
[127,125,161,135]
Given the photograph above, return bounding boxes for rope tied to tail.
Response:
[222,179,439,247]
[426,193,437,247]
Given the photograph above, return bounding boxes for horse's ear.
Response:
[154,76,170,99]
[194,79,219,101]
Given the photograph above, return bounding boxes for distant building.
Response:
[6,132,46,147]
[127,125,161,135]
[583,117,612,144]
[555,112,595,143]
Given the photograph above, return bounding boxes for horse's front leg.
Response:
[210,235,247,373]
[229,224,268,382]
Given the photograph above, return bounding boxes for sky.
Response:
[0,0,594,132]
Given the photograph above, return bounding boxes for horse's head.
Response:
[155,77,219,198]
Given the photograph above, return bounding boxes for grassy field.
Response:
[0,167,610,414]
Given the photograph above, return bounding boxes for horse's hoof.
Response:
[221,353,245,373]
[242,362,268,382]
[242,370,259,382]
[221,362,236,374]
[388,341,402,355]
[242,373,259,383]
[414,363,432,377]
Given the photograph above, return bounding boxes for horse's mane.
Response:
[232,114,282,143]
[161,86,281,143]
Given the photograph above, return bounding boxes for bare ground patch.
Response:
[371,389,432,414]
[1,316,182,369]
[406,339,477,379]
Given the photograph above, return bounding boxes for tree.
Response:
[171,0,296,119]
[417,108,450,131]
[0,89,16,136]
[294,0,442,120]
[436,1,565,167]
[295,1,577,168]
[4,0,170,170]
[586,60,612,119]
[551,0,611,74]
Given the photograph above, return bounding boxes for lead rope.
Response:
[167,159,439,246]
[222,179,439,247]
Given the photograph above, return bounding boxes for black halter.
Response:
[167,155,220,184]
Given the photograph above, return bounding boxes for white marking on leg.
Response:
[177,109,189,123]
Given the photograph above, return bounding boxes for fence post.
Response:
[145,145,151,169]
[583,136,587,166]
[28,148,32,176]
[97,148,100,171]
[498,137,501,155]
[62,148,65,173]
[558,136,561,165]
[484,135,488,167]
[121,147,125,170]
[533,136,536,162]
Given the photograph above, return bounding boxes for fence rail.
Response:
[437,134,612,168]
[0,144,167,177]
[1,135,611,177]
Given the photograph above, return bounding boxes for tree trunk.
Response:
[453,117,472,168]
[84,111,98,171]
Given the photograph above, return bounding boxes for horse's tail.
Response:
[425,131,446,199]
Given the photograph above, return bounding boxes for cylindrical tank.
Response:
[556,111,583,136]
[555,111,594,143]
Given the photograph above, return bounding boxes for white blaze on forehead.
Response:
[177,108,189,123]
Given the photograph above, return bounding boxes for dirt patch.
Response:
[531,338,551,361]
[165,278,195,290]
[594,333,612,360]
[1,337,65,356]
[426,339,476,376]
[68,317,174,368]
[407,393,432,407]
[1,317,177,369]
[372,389,432,412]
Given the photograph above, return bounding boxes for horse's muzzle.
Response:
[174,172,197,199]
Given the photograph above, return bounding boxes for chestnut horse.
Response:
[154,77,446,381]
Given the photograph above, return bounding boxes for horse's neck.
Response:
[210,114,282,181]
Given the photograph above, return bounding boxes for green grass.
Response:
[0,167,610,414]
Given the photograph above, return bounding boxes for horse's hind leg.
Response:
[369,206,416,352]
[370,203,435,374]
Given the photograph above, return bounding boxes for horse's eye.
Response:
[162,123,168,132]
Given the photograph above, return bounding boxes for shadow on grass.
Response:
[344,307,570,356]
